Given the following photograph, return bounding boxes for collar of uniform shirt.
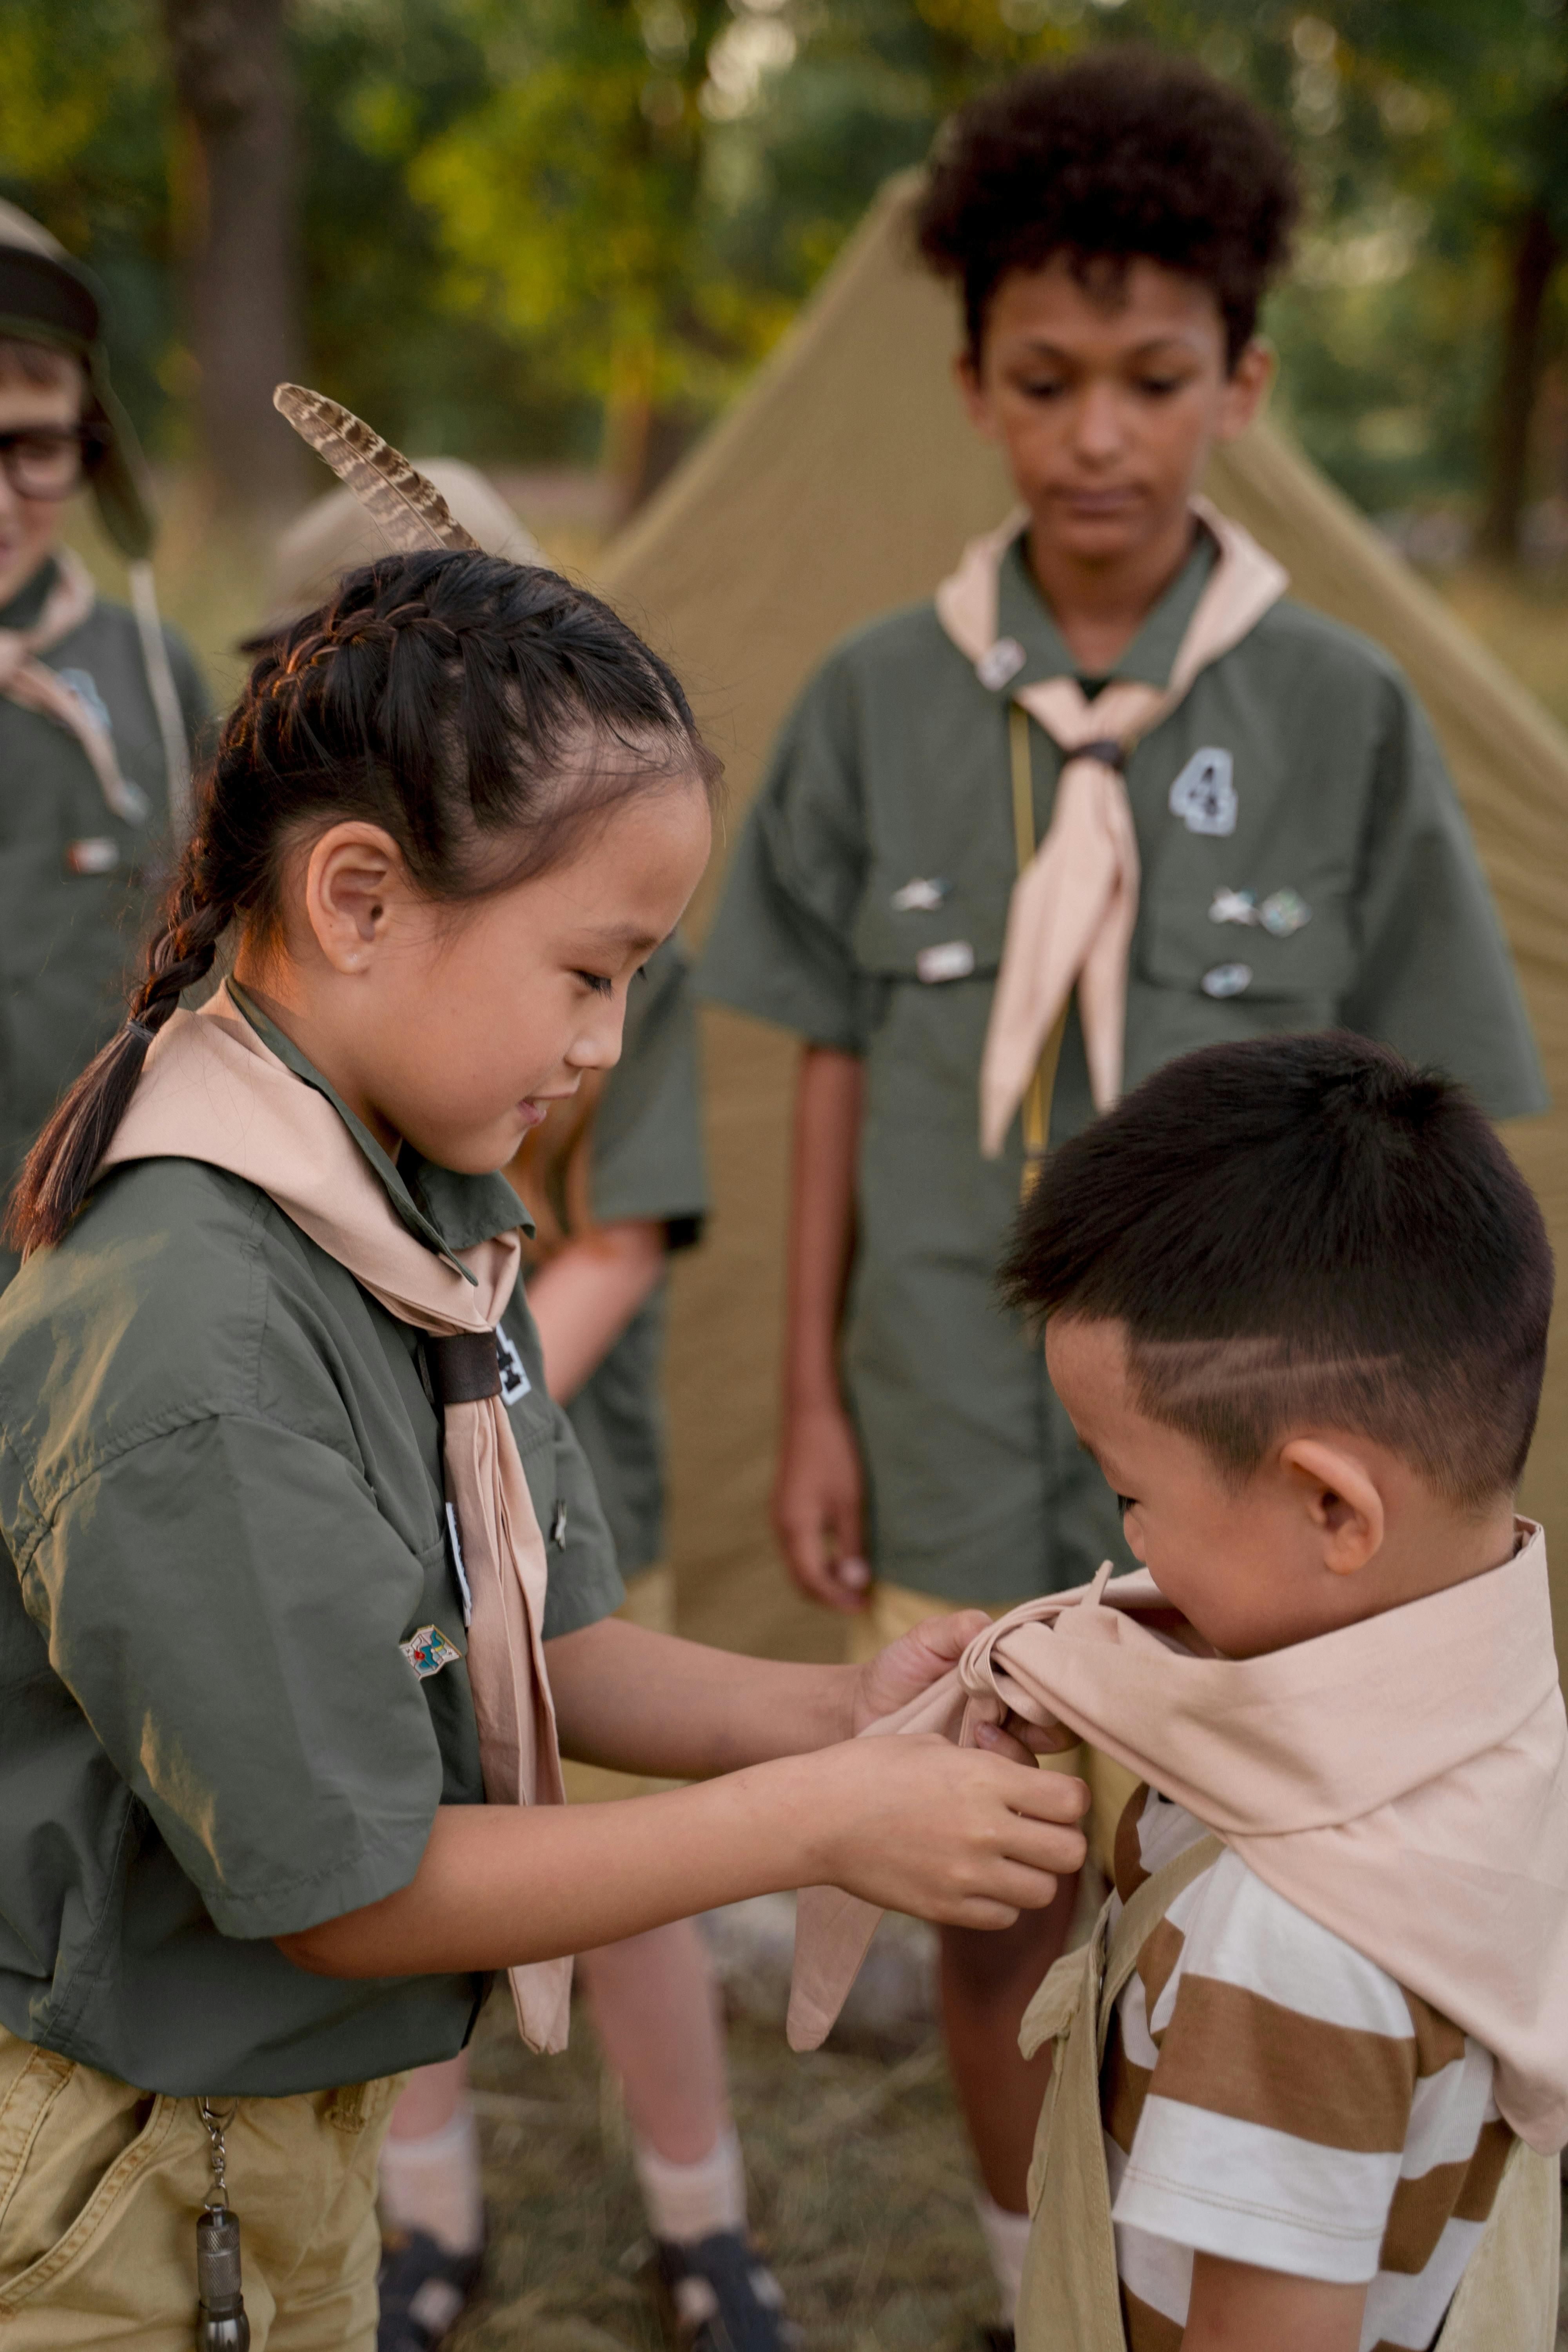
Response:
[0,550,58,635]
[994,519,1218,694]
[229,981,533,1273]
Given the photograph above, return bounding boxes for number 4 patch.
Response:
[1169,748,1237,838]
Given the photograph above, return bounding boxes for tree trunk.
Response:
[1478,200,1562,563]
[165,0,305,518]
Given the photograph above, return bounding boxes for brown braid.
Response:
[7,546,720,1257]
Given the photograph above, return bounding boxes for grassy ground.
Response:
[454,1986,1000,2352]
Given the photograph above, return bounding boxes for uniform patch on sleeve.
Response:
[400,1624,461,1679]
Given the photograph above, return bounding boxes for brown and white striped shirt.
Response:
[1103,1786,1514,2352]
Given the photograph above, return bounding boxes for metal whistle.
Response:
[196,2203,250,2349]
[195,2097,250,2350]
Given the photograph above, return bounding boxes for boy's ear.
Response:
[954,348,998,443]
[1278,1436,1385,1576]
[1214,338,1274,444]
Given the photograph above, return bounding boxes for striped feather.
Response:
[272,383,480,553]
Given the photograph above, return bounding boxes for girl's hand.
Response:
[772,1399,869,1610]
[806,1733,1089,1927]
[850,1607,989,1730]
[850,1610,1081,1765]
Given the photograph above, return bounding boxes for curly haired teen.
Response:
[699,50,1543,2341]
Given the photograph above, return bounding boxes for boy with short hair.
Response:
[0,200,207,1285]
[698,51,1544,2330]
[792,1030,1566,2351]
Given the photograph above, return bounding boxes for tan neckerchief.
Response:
[0,547,149,824]
[935,501,1288,1154]
[789,1529,1568,2156]
[99,983,573,2052]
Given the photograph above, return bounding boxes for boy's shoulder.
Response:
[1241,592,1414,708]
[53,582,205,700]
[803,597,969,702]
[1120,1786,1463,2050]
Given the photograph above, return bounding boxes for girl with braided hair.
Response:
[0,543,1086,2348]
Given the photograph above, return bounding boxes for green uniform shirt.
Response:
[0,556,210,1271]
[698,528,1546,1606]
[559,936,709,1580]
[0,1009,623,2097]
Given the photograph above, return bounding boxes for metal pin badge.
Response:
[915,941,976,985]
[1209,887,1258,927]
[891,877,951,913]
[976,638,1025,691]
[1259,888,1311,938]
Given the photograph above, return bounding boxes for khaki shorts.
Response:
[0,2026,405,2350]
[846,1580,1138,1886]
[561,1563,681,1806]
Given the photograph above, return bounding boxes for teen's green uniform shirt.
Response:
[0,556,209,1280]
[698,531,1546,1606]
[561,936,709,1580]
[0,1019,622,2098]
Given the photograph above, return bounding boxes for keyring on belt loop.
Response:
[198,2097,238,2211]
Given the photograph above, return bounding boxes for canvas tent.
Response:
[596,175,1568,1675]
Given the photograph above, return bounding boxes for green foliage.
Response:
[0,0,174,441]
[0,0,1562,511]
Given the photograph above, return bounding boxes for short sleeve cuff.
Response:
[200,1810,439,1941]
[1112,2098,1392,2285]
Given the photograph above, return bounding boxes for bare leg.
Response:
[579,1916,729,2162]
[379,2050,485,2281]
[939,1871,1079,2209]
[386,2051,468,2142]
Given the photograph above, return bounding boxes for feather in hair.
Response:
[272,383,481,554]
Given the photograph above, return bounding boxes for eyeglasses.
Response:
[0,425,110,501]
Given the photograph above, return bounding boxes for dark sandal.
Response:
[652,2229,796,2352]
[376,2227,485,2352]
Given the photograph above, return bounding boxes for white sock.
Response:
[632,2123,748,2247]
[975,2189,1031,2327]
[378,2103,485,2258]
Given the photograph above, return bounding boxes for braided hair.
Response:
[10,550,719,1254]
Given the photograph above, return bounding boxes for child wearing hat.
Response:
[0,200,207,1286]
[698,51,1544,2342]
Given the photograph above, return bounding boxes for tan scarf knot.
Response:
[935,500,1289,1154]
[788,1530,1568,2156]
[0,546,150,824]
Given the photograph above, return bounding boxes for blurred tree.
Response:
[165,0,305,516]
[0,0,174,438]
[1,0,1561,548]
[408,0,797,512]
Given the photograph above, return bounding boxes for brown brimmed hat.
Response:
[0,198,156,559]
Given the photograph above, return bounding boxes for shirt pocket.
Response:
[851,873,1010,987]
[1138,828,1356,1017]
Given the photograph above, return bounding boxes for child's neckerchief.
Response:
[99,981,573,2053]
[934,499,1287,1154]
[789,1526,1568,2157]
[0,546,149,824]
